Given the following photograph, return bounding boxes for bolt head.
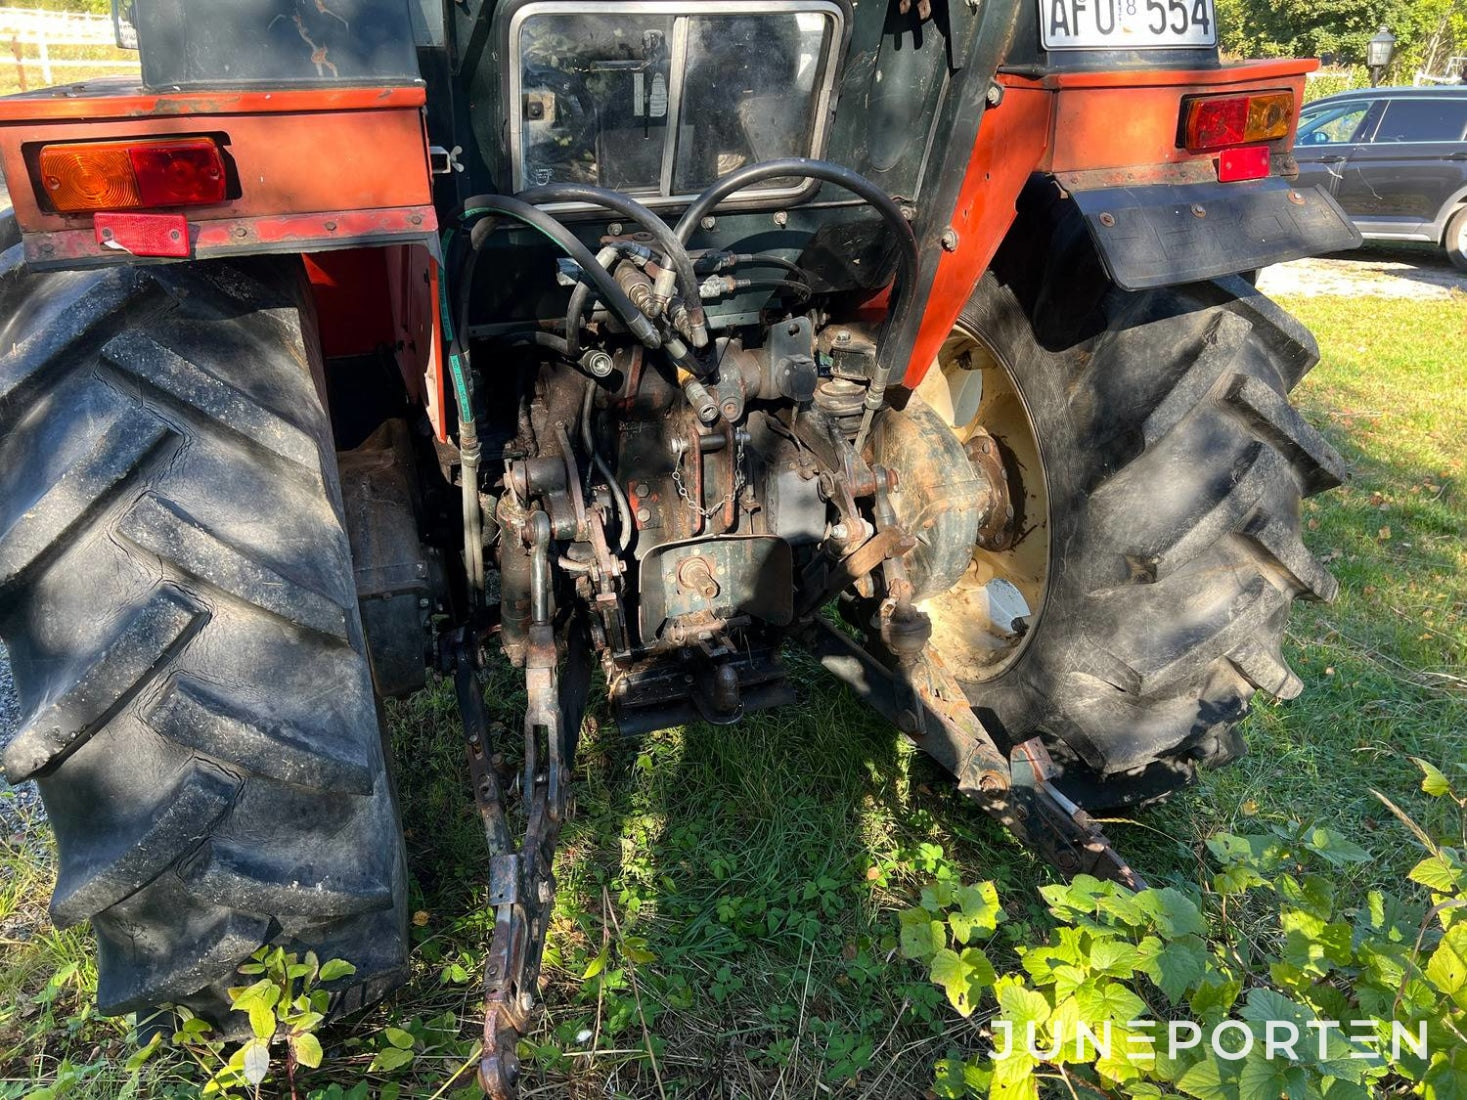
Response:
[939,227,959,251]
[773,211,789,227]
[699,216,717,231]
[1098,212,1116,228]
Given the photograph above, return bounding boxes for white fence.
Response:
[0,6,138,89]
[1414,57,1467,86]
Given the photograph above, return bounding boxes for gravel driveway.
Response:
[1258,243,1467,300]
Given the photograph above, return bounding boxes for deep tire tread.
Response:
[146,677,375,795]
[949,243,1343,805]
[0,256,407,1023]
[2,586,207,782]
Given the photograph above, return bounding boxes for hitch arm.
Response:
[453,606,591,1098]
[796,617,1143,889]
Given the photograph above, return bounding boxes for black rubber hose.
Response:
[457,193,662,350]
[516,183,704,330]
[674,158,919,449]
[562,252,615,361]
[740,279,811,303]
[500,330,574,358]
[672,158,917,310]
[581,379,633,552]
[736,254,809,282]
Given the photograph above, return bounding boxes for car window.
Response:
[1296,104,1370,145]
[1372,98,1467,143]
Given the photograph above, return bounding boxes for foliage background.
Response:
[1217,0,1467,78]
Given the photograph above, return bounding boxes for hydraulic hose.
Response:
[457,193,662,351]
[581,379,633,552]
[501,329,574,358]
[673,158,920,451]
[436,228,486,607]
[673,159,917,298]
[516,183,708,348]
[562,245,619,361]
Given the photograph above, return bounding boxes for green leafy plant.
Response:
[169,947,355,1098]
[902,758,1467,1099]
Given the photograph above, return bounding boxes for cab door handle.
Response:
[1319,154,1346,163]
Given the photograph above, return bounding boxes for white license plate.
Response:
[1039,0,1217,50]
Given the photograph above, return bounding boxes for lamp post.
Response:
[1366,26,1396,87]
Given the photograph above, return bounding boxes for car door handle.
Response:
[1448,151,1467,161]
[1319,154,1347,163]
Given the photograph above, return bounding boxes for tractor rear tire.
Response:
[935,260,1346,808]
[0,254,408,1025]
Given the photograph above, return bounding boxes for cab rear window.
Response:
[1373,99,1467,143]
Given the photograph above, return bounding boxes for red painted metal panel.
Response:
[902,86,1052,388]
[24,206,437,266]
[304,249,397,357]
[0,79,426,122]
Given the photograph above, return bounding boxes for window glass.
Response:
[1373,99,1467,143]
[672,12,834,192]
[1296,104,1369,145]
[512,5,839,200]
[518,13,677,193]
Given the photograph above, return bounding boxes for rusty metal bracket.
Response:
[797,617,1143,889]
[453,597,591,1098]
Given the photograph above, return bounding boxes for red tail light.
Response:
[38,138,227,213]
[1182,91,1293,152]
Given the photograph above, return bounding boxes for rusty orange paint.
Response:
[1,79,444,435]
[0,79,425,122]
[1017,57,1317,89]
[902,60,1319,387]
[902,85,1051,389]
[384,243,447,440]
[25,206,436,265]
[2,107,432,238]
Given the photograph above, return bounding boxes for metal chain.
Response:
[671,432,748,520]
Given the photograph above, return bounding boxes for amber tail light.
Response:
[37,137,227,214]
[1181,91,1293,153]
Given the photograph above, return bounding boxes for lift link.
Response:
[797,617,1145,890]
[453,575,591,1096]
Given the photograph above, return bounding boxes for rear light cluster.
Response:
[1182,91,1293,152]
[37,137,227,214]
[1180,90,1292,184]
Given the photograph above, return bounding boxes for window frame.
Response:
[505,0,849,211]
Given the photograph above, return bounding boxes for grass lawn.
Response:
[1,291,1463,1097]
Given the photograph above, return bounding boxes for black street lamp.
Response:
[1366,26,1396,87]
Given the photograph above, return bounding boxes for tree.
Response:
[1217,0,1467,71]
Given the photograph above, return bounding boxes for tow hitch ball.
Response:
[451,598,1142,1098]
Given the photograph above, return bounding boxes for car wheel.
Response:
[1446,206,1467,272]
